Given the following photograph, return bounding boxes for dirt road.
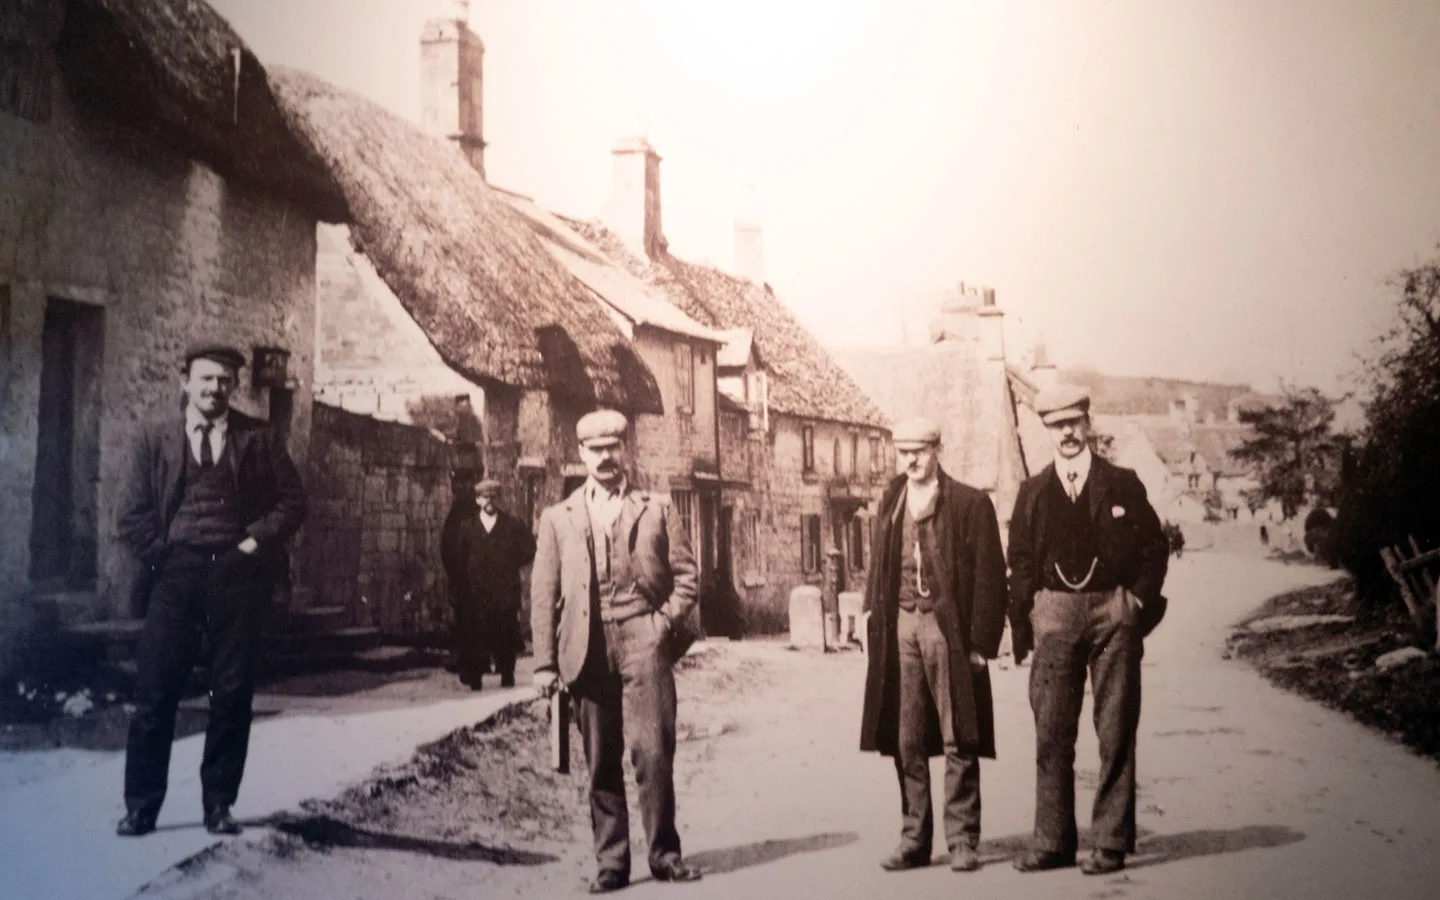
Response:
[141,554,1440,899]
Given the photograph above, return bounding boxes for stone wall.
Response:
[0,55,317,622]
[298,402,455,640]
[738,413,887,634]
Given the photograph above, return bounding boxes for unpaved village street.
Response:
[139,554,1440,900]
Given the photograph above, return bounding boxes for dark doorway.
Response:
[268,386,294,447]
[29,298,105,588]
[695,490,718,635]
[712,504,739,638]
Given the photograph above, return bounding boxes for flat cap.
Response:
[184,344,246,370]
[576,409,628,447]
[892,416,942,449]
[474,479,503,497]
[1035,384,1091,425]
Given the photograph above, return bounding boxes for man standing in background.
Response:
[448,479,535,689]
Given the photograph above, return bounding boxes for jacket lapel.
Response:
[566,491,592,548]
[1087,456,1110,523]
[618,491,647,552]
[226,416,252,493]
[159,421,188,519]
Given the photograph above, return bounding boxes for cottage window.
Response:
[675,343,695,415]
[832,438,842,476]
[672,490,695,539]
[870,435,883,475]
[745,510,762,574]
[849,516,866,570]
[802,425,815,473]
[801,514,823,574]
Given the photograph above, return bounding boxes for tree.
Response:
[1332,252,1440,611]
[1228,386,1340,521]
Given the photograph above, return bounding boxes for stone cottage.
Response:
[263,49,668,641]
[0,0,345,667]
[568,157,893,634]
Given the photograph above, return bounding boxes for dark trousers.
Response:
[453,597,518,684]
[571,612,681,877]
[124,545,267,816]
[895,606,981,854]
[1028,587,1143,855]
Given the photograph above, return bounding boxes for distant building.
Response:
[834,285,1028,530]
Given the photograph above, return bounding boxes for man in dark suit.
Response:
[859,417,1009,873]
[116,345,306,838]
[449,479,536,689]
[531,409,703,893]
[1007,385,1169,875]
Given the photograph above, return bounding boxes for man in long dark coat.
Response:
[449,479,536,688]
[1007,385,1169,876]
[859,416,1009,873]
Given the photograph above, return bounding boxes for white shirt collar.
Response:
[585,476,627,503]
[479,509,499,531]
[1054,447,1094,496]
[185,406,229,435]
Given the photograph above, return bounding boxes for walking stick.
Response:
[549,688,570,774]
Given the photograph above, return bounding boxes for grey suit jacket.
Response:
[530,485,698,685]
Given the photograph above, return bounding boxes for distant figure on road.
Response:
[1260,523,1270,547]
[858,417,1009,873]
[447,479,536,689]
[530,409,704,893]
[1007,385,1169,876]
[116,344,306,838]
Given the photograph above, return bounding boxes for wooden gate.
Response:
[1379,537,1440,652]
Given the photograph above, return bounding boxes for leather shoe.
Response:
[116,811,156,837]
[588,870,629,893]
[651,856,703,882]
[203,805,242,835]
[1013,849,1075,872]
[880,847,930,871]
[1081,849,1125,875]
[949,844,979,872]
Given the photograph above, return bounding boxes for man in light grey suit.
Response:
[531,409,703,894]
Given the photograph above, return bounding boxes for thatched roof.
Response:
[265,67,662,413]
[53,0,345,219]
[567,222,887,429]
[834,345,1019,492]
[499,192,726,345]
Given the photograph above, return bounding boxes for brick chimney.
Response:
[605,137,665,260]
[1030,341,1058,390]
[976,289,1005,363]
[733,185,764,283]
[421,0,486,177]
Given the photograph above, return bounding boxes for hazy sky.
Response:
[210,0,1440,393]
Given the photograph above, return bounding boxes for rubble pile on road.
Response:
[1228,577,1440,760]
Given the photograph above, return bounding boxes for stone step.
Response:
[277,605,352,636]
[33,590,103,628]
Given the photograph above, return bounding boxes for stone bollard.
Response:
[788,586,826,650]
[838,591,864,645]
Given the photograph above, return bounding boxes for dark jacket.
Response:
[451,508,537,610]
[859,471,1009,759]
[530,485,698,686]
[118,409,306,607]
[1006,456,1169,663]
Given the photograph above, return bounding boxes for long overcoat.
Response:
[859,470,1009,759]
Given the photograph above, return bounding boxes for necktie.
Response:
[1066,470,1079,502]
[199,423,214,468]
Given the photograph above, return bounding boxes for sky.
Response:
[209,0,1440,395]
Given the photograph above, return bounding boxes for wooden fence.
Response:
[1379,537,1440,652]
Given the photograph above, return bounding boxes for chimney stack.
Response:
[421,1,486,177]
[605,137,665,260]
[733,184,765,283]
[1030,341,1058,390]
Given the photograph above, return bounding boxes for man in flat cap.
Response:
[1007,385,1169,875]
[116,344,306,837]
[447,478,536,689]
[859,416,1009,873]
[531,409,703,892]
